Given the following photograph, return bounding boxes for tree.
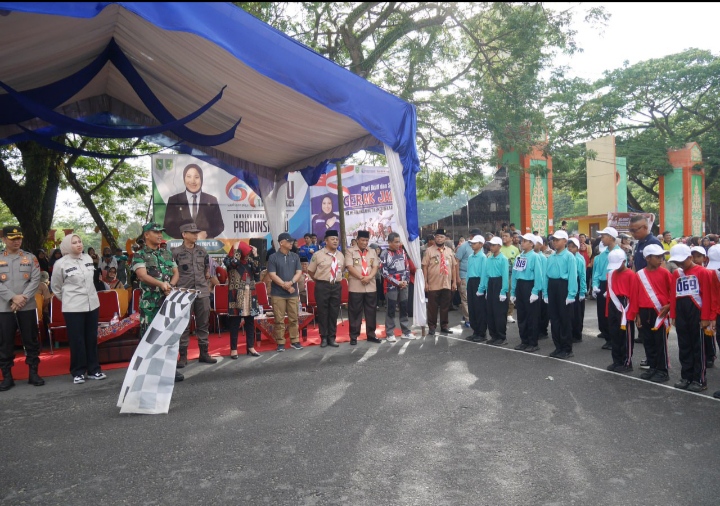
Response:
[238,2,607,197]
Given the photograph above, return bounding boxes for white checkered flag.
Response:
[117,289,198,414]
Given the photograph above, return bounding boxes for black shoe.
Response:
[486,338,499,345]
[548,349,560,358]
[601,342,612,350]
[27,368,45,386]
[596,333,604,339]
[687,381,707,393]
[555,351,574,359]
[514,343,528,351]
[328,339,340,348]
[525,345,540,353]
[633,337,644,344]
[674,378,691,390]
[640,368,657,380]
[276,345,285,352]
[607,363,617,372]
[650,371,670,383]
[247,349,261,357]
[428,329,436,336]
[350,339,358,345]
[492,339,507,346]
[614,364,633,374]
[174,371,184,382]
[706,359,714,369]
[290,342,303,350]
[367,336,383,344]
[713,390,720,399]
[439,328,452,335]
[320,338,328,348]
[230,353,239,360]
[0,372,15,391]
[465,335,475,341]
[538,333,549,340]
[472,335,487,343]
[639,359,649,370]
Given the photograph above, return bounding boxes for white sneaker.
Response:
[507,315,516,323]
[402,333,416,340]
[73,375,85,384]
[386,335,398,343]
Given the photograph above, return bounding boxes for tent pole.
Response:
[336,162,347,248]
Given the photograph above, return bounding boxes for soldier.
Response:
[308,229,344,348]
[0,225,44,391]
[345,230,382,344]
[131,222,183,382]
[172,222,217,367]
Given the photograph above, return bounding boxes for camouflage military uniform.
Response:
[131,245,177,333]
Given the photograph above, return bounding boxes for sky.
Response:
[56,2,720,220]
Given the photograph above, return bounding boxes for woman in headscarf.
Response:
[312,195,340,238]
[50,234,106,384]
[224,241,261,358]
[36,249,50,272]
[48,248,63,274]
[103,266,124,289]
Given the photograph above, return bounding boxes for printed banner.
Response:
[691,174,703,236]
[529,161,549,237]
[151,155,309,253]
[310,165,397,247]
[117,289,197,415]
[607,212,655,233]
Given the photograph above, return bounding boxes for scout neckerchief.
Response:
[606,269,628,329]
[359,248,369,277]
[675,267,702,309]
[438,246,449,276]
[328,249,339,282]
[637,268,669,330]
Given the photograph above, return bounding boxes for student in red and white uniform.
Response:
[627,244,673,383]
[668,244,716,392]
[691,245,716,368]
[707,245,720,399]
[605,249,638,373]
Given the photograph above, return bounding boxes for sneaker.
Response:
[387,335,398,343]
[73,375,85,384]
[464,322,471,328]
[507,315,516,323]
[607,363,617,372]
[548,349,561,358]
[613,364,633,374]
[87,371,107,380]
[402,333,416,340]
[713,390,720,399]
[555,351,574,360]
[673,378,691,390]
[640,369,657,380]
[687,381,707,393]
[514,343,528,351]
[650,371,670,383]
[290,342,303,350]
[525,345,540,353]
[639,359,649,370]
[276,345,285,352]
[491,339,508,346]
[472,335,488,343]
[428,329,436,336]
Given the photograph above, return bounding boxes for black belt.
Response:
[316,280,340,285]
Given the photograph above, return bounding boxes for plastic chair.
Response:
[47,295,67,355]
[97,290,121,323]
[213,284,229,335]
[340,278,349,324]
[306,280,317,328]
[255,281,270,310]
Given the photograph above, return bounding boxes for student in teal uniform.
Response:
[543,230,578,359]
[510,233,544,352]
[479,237,509,345]
[568,237,587,343]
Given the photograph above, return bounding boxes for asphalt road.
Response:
[2,300,720,505]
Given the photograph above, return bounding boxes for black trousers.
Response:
[315,281,341,340]
[572,288,585,341]
[486,277,508,340]
[596,280,610,341]
[407,282,414,317]
[548,278,572,353]
[608,297,633,366]
[675,298,706,384]
[229,315,255,351]
[0,310,40,370]
[426,289,451,330]
[516,279,539,346]
[349,291,377,340]
[64,309,101,377]
[538,291,549,336]
[637,307,668,373]
[467,277,486,338]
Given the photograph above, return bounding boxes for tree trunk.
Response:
[626,188,645,213]
[0,142,62,252]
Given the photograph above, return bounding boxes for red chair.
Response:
[47,295,67,354]
[340,278,349,324]
[213,284,229,335]
[306,280,317,328]
[97,290,121,323]
[131,288,141,314]
[255,281,270,310]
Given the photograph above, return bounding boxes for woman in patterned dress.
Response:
[224,241,261,358]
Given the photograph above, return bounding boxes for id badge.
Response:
[513,257,527,271]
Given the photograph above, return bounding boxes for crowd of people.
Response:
[2,214,719,400]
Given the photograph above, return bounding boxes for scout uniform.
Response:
[345,231,381,344]
[605,249,637,372]
[510,235,544,350]
[592,228,621,346]
[172,222,215,367]
[543,231,578,358]
[479,237,509,344]
[0,225,44,390]
[466,236,488,342]
[308,230,344,348]
[421,230,457,335]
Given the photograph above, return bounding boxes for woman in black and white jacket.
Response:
[50,234,107,384]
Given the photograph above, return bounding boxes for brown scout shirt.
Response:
[345,245,378,293]
[422,244,457,291]
[308,247,345,283]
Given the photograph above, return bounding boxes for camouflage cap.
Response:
[142,222,165,233]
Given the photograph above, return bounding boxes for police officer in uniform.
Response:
[0,225,45,391]
[131,222,183,382]
[308,229,344,348]
[345,230,382,344]
[172,222,216,367]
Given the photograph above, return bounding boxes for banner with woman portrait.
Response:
[152,155,310,253]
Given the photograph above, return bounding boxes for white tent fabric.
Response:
[385,144,426,326]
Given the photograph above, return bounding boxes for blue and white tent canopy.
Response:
[0,2,427,324]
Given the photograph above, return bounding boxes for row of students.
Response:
[463,227,720,395]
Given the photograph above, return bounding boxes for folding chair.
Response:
[97,290,121,323]
[213,284,229,335]
[340,278,349,324]
[306,280,317,328]
[47,295,66,355]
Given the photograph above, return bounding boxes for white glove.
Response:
[592,287,601,295]
[529,294,539,303]
[499,294,507,302]
[476,291,484,297]
[510,296,516,304]
[603,292,607,298]
[579,295,585,301]
[565,298,575,305]
[543,297,549,304]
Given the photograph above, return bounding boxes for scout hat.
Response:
[357,230,370,239]
[179,222,202,233]
[668,244,692,263]
[642,244,664,258]
[434,228,447,236]
[607,249,626,270]
[706,244,720,270]
[325,229,339,238]
[142,222,165,233]
[2,225,22,239]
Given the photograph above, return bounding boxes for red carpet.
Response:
[12,320,399,380]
